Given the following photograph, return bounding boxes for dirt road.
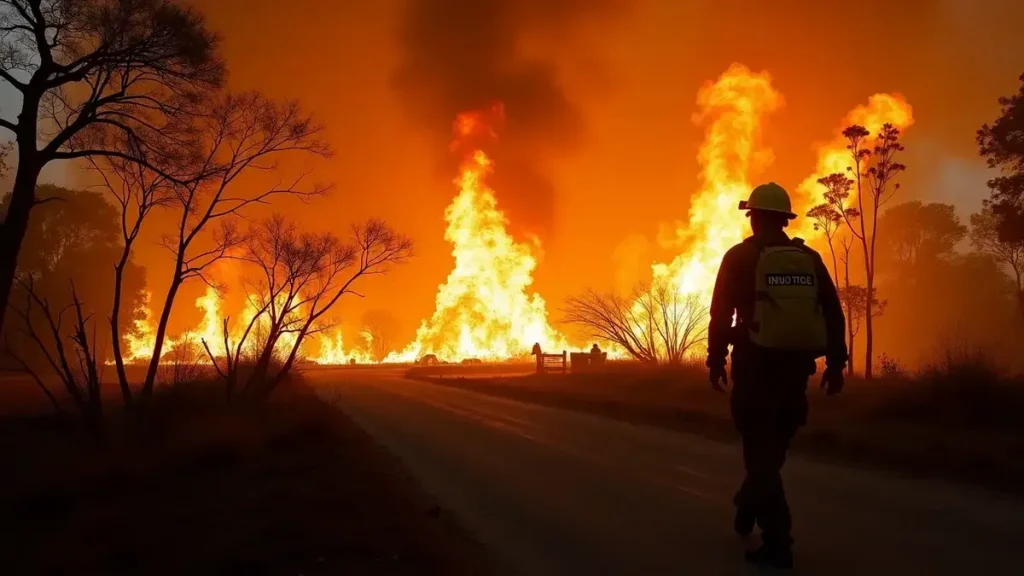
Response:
[312,370,1024,575]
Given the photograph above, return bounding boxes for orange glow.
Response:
[119,69,916,369]
[791,93,915,238]
[652,64,783,301]
[387,106,566,362]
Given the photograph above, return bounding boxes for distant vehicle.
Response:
[460,358,483,365]
[419,354,439,366]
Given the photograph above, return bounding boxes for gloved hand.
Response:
[709,363,728,393]
[820,365,844,396]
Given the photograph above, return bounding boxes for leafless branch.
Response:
[4,274,105,417]
[563,281,708,364]
[232,214,410,392]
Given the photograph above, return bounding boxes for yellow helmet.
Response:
[738,182,796,219]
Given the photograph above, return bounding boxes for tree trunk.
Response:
[0,158,42,336]
[109,260,133,405]
[0,91,44,336]
[827,242,839,285]
[859,225,873,379]
[865,193,882,380]
[140,277,183,398]
[272,322,311,391]
[247,332,280,392]
[225,368,239,403]
[853,158,872,379]
[844,257,854,376]
[864,271,874,380]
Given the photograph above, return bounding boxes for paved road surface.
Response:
[311,370,1024,575]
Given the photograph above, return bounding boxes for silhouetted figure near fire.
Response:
[590,343,601,356]
[706,182,847,569]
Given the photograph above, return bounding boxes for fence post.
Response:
[561,350,567,374]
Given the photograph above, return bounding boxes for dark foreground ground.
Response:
[0,376,492,575]
[408,363,1024,494]
[7,363,1024,575]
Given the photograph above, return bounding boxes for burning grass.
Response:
[409,358,1024,494]
[0,380,491,575]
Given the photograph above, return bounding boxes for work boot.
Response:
[733,491,756,537]
[745,544,794,570]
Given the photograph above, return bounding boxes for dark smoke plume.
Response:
[393,0,622,237]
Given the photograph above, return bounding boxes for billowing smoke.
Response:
[393,0,623,237]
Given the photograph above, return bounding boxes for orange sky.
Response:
[133,0,1024,345]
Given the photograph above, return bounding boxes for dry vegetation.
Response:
[409,353,1024,494]
[0,379,491,575]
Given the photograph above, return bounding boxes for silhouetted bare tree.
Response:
[837,234,857,374]
[808,203,842,281]
[225,214,343,396]
[140,93,330,399]
[204,216,411,397]
[1,185,147,391]
[971,206,1024,315]
[0,0,224,336]
[270,220,411,389]
[838,284,886,370]
[564,290,650,362]
[810,172,857,280]
[842,123,906,378]
[89,151,173,403]
[4,277,104,429]
[813,172,860,374]
[563,282,708,365]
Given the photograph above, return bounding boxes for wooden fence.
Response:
[535,350,567,374]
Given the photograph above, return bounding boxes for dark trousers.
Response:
[730,349,811,548]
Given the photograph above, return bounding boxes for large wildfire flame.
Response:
[652,64,784,300]
[652,65,914,315]
[123,66,914,367]
[122,105,566,367]
[388,105,565,362]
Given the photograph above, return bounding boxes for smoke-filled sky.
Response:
[47,0,1024,345]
